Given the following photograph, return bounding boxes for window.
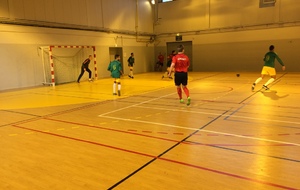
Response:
[158,0,175,3]
[259,0,276,8]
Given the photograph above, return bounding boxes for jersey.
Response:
[263,51,284,68]
[172,53,190,73]
[82,58,90,69]
[108,60,122,78]
[158,54,164,63]
[127,56,134,66]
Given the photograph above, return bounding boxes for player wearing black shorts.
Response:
[168,45,191,105]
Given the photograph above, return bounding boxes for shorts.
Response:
[174,72,188,86]
[156,61,163,66]
[261,66,276,76]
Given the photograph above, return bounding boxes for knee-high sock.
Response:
[254,77,262,85]
[183,86,190,98]
[113,82,116,93]
[264,78,275,86]
[177,87,182,99]
[118,82,121,91]
[130,69,133,76]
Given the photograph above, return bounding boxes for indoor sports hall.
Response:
[1,0,300,189]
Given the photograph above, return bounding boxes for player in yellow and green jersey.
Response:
[108,54,123,96]
[252,45,286,91]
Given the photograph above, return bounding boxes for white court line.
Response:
[98,91,177,116]
[98,74,235,117]
[134,105,300,126]
[98,115,300,147]
[99,76,204,117]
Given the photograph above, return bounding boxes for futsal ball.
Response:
[236,74,240,77]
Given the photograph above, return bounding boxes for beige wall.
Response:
[0,24,154,91]
[1,0,300,90]
[155,26,300,72]
[0,0,155,91]
[154,0,300,72]
[0,0,154,34]
[155,0,300,34]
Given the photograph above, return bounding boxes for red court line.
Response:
[12,125,155,158]
[45,118,295,148]
[159,157,298,190]
[12,124,298,190]
[45,118,179,143]
[278,134,291,136]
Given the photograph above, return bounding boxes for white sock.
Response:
[113,83,116,93]
[264,78,275,86]
[254,77,262,85]
[118,83,121,91]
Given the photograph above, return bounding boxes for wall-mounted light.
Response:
[151,0,155,4]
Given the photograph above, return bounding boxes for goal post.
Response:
[42,45,97,86]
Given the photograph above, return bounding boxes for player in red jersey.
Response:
[156,52,164,72]
[168,45,191,105]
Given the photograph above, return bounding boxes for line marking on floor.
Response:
[99,115,300,147]
[134,105,300,126]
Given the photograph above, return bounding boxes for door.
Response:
[109,47,124,72]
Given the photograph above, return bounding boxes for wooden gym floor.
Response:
[0,72,299,190]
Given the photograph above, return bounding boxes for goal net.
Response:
[40,46,97,86]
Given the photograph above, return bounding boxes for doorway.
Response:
[109,47,124,72]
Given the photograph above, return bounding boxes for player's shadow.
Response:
[260,90,289,100]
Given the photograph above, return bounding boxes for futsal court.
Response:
[0,72,299,190]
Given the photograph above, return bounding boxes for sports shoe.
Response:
[263,85,269,90]
[180,99,184,103]
[162,76,164,79]
[251,83,255,91]
[187,97,191,106]
[169,77,173,79]
[113,93,117,95]
[88,78,93,82]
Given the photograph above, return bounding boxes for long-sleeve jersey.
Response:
[263,51,284,68]
[82,58,91,69]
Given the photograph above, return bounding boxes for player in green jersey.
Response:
[108,54,123,96]
[252,45,285,91]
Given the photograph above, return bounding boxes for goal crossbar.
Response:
[49,45,97,86]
